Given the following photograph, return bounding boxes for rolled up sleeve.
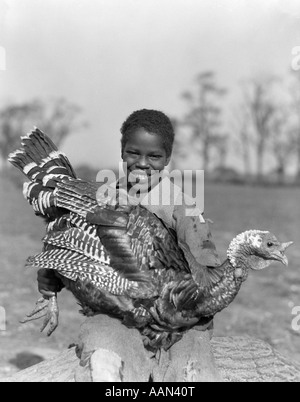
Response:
[173,202,221,268]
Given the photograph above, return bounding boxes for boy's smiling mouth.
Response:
[128,169,151,184]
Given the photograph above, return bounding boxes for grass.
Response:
[204,183,300,364]
[0,174,299,377]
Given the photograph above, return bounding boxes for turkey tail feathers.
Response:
[8,128,78,217]
[8,150,38,178]
[8,128,76,180]
[8,129,100,220]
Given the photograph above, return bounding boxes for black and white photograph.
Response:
[0,0,300,384]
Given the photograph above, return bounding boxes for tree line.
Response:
[0,70,300,185]
[173,70,300,185]
[0,98,86,170]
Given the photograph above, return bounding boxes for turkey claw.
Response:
[20,297,49,321]
[20,296,59,336]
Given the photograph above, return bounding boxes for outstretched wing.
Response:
[47,179,191,289]
[26,248,139,297]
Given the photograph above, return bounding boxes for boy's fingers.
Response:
[39,277,58,286]
[38,282,59,293]
[37,269,64,294]
[37,268,56,279]
[39,289,56,298]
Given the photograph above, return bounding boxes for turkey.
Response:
[8,128,293,351]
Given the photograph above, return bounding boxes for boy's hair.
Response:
[121,109,175,158]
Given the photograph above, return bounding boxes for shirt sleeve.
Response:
[172,199,221,268]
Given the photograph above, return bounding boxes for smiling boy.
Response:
[38,109,220,294]
[38,109,220,296]
[37,109,221,381]
[114,109,220,265]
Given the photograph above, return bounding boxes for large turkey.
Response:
[8,128,293,351]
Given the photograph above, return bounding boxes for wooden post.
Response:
[153,330,223,382]
[75,315,222,382]
[75,315,155,382]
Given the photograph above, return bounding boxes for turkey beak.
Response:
[275,242,294,267]
[280,255,289,267]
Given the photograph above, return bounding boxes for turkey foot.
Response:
[20,295,59,336]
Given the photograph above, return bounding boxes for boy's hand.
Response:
[37,269,64,297]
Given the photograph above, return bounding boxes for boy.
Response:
[38,109,222,381]
[39,109,220,295]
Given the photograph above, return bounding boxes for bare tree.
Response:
[180,71,227,171]
[269,106,296,185]
[231,103,254,177]
[0,102,38,166]
[168,117,187,171]
[0,98,86,167]
[242,77,277,182]
[213,134,229,170]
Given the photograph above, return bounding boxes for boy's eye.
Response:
[150,155,162,160]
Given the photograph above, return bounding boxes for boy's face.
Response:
[122,128,171,192]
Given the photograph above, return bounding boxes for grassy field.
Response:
[0,173,299,377]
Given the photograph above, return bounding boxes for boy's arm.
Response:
[37,269,65,297]
[173,202,221,268]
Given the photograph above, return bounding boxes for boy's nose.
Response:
[137,156,150,168]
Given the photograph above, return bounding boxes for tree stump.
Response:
[75,315,154,382]
[75,316,221,382]
[1,316,300,382]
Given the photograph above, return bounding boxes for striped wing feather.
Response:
[26,248,137,296]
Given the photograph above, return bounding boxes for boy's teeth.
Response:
[129,171,149,183]
[132,171,148,177]
[134,175,148,180]
[135,170,147,173]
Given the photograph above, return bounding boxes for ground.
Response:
[0,174,299,378]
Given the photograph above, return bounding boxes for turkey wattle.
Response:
[8,128,293,351]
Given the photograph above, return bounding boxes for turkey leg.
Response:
[20,295,59,336]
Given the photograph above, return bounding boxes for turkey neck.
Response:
[192,254,251,317]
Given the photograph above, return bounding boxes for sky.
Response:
[0,0,300,170]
